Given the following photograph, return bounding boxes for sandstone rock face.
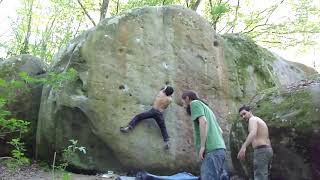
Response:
[230,78,320,180]
[36,6,317,173]
[0,54,46,156]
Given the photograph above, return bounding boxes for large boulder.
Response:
[221,34,316,104]
[0,54,46,156]
[229,77,320,180]
[36,6,317,173]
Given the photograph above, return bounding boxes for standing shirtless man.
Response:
[120,86,174,149]
[237,105,273,180]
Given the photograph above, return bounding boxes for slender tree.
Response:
[185,0,202,11]
[20,0,34,54]
[99,0,110,22]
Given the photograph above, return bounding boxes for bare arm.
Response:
[198,116,208,160]
[237,117,258,160]
[242,118,258,148]
[199,116,208,148]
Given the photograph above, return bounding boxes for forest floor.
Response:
[0,162,120,180]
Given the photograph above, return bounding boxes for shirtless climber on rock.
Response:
[120,86,174,150]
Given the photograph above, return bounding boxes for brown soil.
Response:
[0,163,116,180]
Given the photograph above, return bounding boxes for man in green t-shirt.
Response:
[181,90,226,180]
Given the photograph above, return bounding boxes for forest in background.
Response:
[0,1,319,179]
[0,0,319,71]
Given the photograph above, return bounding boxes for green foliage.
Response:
[0,89,29,170]
[1,0,100,62]
[60,139,86,169]
[0,65,77,171]
[1,0,318,64]
[110,0,178,15]
[52,139,87,171]
[0,76,29,103]
[0,112,30,139]
[0,75,30,139]
[210,3,229,17]
[254,89,315,131]
[8,138,30,166]
[0,131,30,171]
[51,139,86,180]
[62,172,72,180]
[19,68,77,91]
[0,65,32,170]
[205,1,230,30]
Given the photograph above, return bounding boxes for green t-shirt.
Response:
[191,100,226,153]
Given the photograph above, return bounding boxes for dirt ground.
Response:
[0,163,119,180]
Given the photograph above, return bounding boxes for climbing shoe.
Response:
[164,141,170,150]
[120,126,132,133]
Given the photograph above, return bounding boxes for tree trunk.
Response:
[99,0,109,22]
[20,0,34,54]
[116,0,120,14]
[231,0,240,33]
[40,16,56,59]
[185,0,189,7]
[190,0,201,11]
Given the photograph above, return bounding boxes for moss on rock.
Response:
[229,77,320,180]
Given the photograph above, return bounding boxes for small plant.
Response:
[0,66,78,174]
[1,138,30,171]
[0,76,30,171]
[8,138,30,166]
[52,139,87,180]
[62,172,72,180]
[60,139,87,170]
[0,109,30,139]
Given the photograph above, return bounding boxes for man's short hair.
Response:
[163,86,174,96]
[239,105,251,113]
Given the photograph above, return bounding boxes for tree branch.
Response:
[0,157,15,160]
[229,0,240,33]
[243,23,272,34]
[258,40,282,44]
[73,16,83,39]
[77,0,96,26]
[242,0,285,34]
[269,30,320,35]
[241,0,281,33]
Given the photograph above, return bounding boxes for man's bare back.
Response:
[249,116,271,148]
[153,91,172,112]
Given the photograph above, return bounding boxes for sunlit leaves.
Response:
[1,0,319,63]
[110,0,178,15]
[3,0,101,62]
[19,68,77,90]
[203,0,230,30]
[201,0,320,52]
